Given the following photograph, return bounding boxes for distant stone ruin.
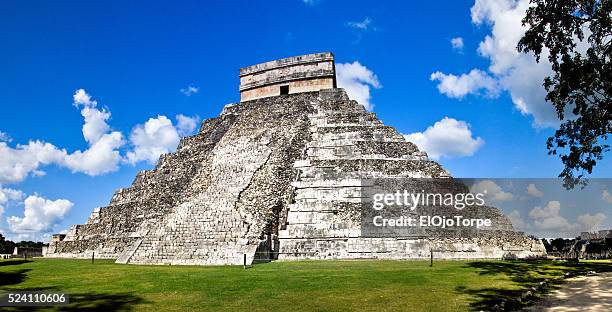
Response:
[580,230,612,240]
[46,52,546,265]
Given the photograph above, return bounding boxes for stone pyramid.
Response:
[46,53,545,265]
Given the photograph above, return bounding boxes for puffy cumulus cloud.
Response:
[64,132,124,175]
[0,131,12,143]
[526,200,608,235]
[180,85,200,97]
[126,116,181,164]
[0,90,125,182]
[0,89,200,184]
[470,180,514,202]
[0,141,68,184]
[73,89,111,144]
[431,0,565,127]
[577,213,606,232]
[507,210,528,231]
[73,88,96,106]
[526,183,544,197]
[0,137,124,183]
[504,199,608,237]
[529,201,574,231]
[602,190,612,204]
[0,186,24,218]
[126,114,201,164]
[336,61,381,111]
[66,89,125,174]
[404,117,484,159]
[0,186,24,204]
[0,187,76,241]
[529,200,561,218]
[430,69,500,99]
[450,37,465,51]
[6,195,72,234]
[176,114,201,136]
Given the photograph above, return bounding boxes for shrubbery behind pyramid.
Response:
[46,52,546,265]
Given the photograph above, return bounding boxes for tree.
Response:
[15,241,47,248]
[517,0,611,188]
[541,238,553,252]
[550,238,570,253]
[0,234,16,254]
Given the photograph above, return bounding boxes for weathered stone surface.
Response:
[46,88,545,264]
[239,52,336,101]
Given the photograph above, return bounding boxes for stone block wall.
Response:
[276,89,546,260]
[239,52,336,101]
[47,88,545,264]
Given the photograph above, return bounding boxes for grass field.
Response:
[0,258,611,311]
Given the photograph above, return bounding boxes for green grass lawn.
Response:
[0,258,611,311]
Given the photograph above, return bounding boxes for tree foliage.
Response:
[518,0,611,188]
[0,233,16,254]
[0,234,47,254]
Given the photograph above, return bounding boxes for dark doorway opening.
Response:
[280,85,289,95]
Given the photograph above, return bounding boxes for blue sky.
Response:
[0,0,610,241]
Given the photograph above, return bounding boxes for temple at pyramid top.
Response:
[239,52,337,101]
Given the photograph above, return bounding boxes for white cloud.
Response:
[431,0,566,127]
[176,114,200,136]
[404,117,484,159]
[0,186,24,219]
[470,180,514,202]
[526,183,544,197]
[336,61,381,111]
[6,195,72,234]
[347,17,372,30]
[73,89,111,144]
[180,85,199,97]
[0,134,124,183]
[0,89,200,184]
[529,200,561,219]
[63,132,124,175]
[430,69,500,99]
[0,141,68,184]
[65,90,126,175]
[0,89,125,182]
[529,200,574,231]
[506,199,608,237]
[126,114,200,164]
[65,89,125,175]
[1,188,75,241]
[450,37,464,51]
[527,201,606,235]
[602,190,612,204]
[0,186,24,204]
[73,88,96,107]
[577,213,606,232]
[508,210,528,231]
[126,116,181,164]
[0,131,12,143]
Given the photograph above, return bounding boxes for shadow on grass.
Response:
[0,269,31,286]
[0,260,32,267]
[457,260,612,311]
[63,293,147,311]
[0,261,147,311]
[1,293,147,312]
